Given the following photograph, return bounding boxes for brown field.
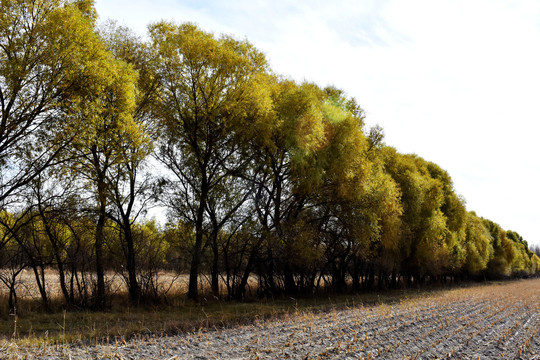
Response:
[1,278,539,359]
[0,268,260,304]
[0,268,190,301]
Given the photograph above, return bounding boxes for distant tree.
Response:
[462,212,493,276]
[532,244,540,258]
[484,219,515,277]
[425,162,467,273]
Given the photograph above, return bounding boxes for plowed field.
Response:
[3,278,540,359]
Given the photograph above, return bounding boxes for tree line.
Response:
[1,0,539,310]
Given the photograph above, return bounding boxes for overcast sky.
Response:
[95,0,540,246]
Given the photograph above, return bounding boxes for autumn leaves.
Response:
[0,1,538,309]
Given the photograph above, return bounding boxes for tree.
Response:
[484,219,515,277]
[66,61,138,308]
[151,22,271,300]
[99,22,157,304]
[317,89,401,291]
[61,33,138,309]
[0,0,107,207]
[0,208,53,310]
[426,162,467,274]
[31,171,80,306]
[1,0,140,308]
[463,211,493,276]
[246,80,331,295]
[0,211,29,311]
[382,150,453,283]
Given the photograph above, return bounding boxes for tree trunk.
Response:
[92,146,108,310]
[367,267,375,289]
[391,270,398,288]
[352,261,361,292]
[123,220,140,304]
[283,265,296,295]
[264,250,278,296]
[8,281,16,313]
[40,214,71,306]
[210,233,219,298]
[188,180,208,301]
[236,244,258,300]
[188,233,203,301]
[31,264,49,310]
[48,236,71,305]
[94,194,106,309]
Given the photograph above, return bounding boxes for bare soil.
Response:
[1,278,539,359]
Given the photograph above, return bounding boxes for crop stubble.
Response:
[2,278,539,359]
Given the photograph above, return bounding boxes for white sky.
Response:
[95,0,540,246]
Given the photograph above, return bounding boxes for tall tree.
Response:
[99,22,157,304]
[463,211,493,276]
[1,0,141,309]
[0,0,106,207]
[246,80,331,295]
[60,26,139,309]
[151,22,270,300]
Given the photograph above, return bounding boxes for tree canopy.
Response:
[0,0,538,308]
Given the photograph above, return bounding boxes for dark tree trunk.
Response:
[283,265,296,295]
[39,208,72,306]
[95,207,106,309]
[123,221,140,304]
[55,254,70,305]
[236,244,258,300]
[210,231,219,298]
[188,179,208,301]
[265,248,278,295]
[8,284,16,313]
[367,267,375,289]
[30,264,49,310]
[92,147,108,310]
[352,262,361,292]
[391,270,398,288]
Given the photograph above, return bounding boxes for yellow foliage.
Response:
[463,212,494,275]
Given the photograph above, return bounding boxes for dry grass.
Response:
[0,268,262,304]
[0,269,451,345]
